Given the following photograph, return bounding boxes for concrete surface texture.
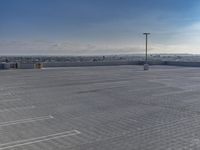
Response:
[0,65,200,149]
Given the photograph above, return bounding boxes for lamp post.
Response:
[143,33,150,70]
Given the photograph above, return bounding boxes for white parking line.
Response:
[127,86,164,92]
[0,98,22,103]
[0,130,81,150]
[0,106,35,113]
[0,93,12,96]
[152,90,188,97]
[0,115,54,127]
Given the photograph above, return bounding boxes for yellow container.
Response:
[34,63,43,69]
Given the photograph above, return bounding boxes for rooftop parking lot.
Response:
[0,65,200,149]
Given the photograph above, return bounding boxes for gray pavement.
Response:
[0,65,200,149]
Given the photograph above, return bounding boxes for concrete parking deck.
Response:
[0,65,200,149]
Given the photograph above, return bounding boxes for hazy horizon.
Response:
[1,0,200,55]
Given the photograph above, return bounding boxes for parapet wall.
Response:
[164,61,200,67]
[1,61,200,70]
[43,61,140,67]
[43,61,200,68]
[19,63,35,69]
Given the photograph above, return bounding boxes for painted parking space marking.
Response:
[0,98,22,103]
[0,130,81,150]
[152,90,189,97]
[0,106,35,113]
[0,93,12,96]
[0,115,54,127]
[127,86,165,92]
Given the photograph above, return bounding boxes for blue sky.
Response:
[1,0,200,55]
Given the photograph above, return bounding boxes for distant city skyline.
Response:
[1,0,200,55]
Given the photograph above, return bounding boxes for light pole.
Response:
[143,33,150,70]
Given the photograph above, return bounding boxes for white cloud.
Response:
[0,40,145,55]
[149,21,200,53]
[1,20,200,55]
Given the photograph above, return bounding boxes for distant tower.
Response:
[143,33,150,70]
